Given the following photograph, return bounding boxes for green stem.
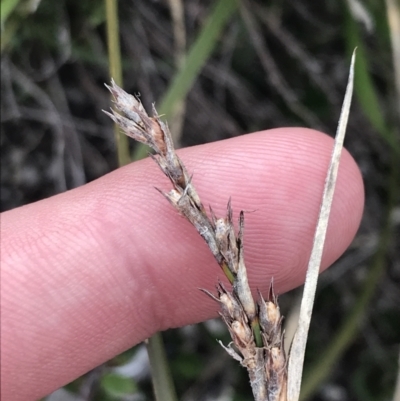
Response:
[251,319,263,348]
[104,0,130,166]
[146,332,179,401]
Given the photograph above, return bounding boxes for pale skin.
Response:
[1,128,364,401]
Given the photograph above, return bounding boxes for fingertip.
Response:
[119,127,364,325]
[1,127,364,400]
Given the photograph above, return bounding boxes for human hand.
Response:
[1,128,364,401]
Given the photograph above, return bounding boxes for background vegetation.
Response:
[1,0,399,400]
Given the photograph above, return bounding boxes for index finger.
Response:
[1,128,364,401]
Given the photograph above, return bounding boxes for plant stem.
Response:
[104,0,130,166]
[146,332,179,401]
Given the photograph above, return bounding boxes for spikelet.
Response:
[104,81,287,401]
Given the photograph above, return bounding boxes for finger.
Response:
[1,128,364,400]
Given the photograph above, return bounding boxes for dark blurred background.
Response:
[1,0,399,400]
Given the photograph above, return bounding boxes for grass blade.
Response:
[344,6,399,154]
[286,50,356,401]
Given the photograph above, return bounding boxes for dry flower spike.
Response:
[104,79,287,400]
[104,49,355,401]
